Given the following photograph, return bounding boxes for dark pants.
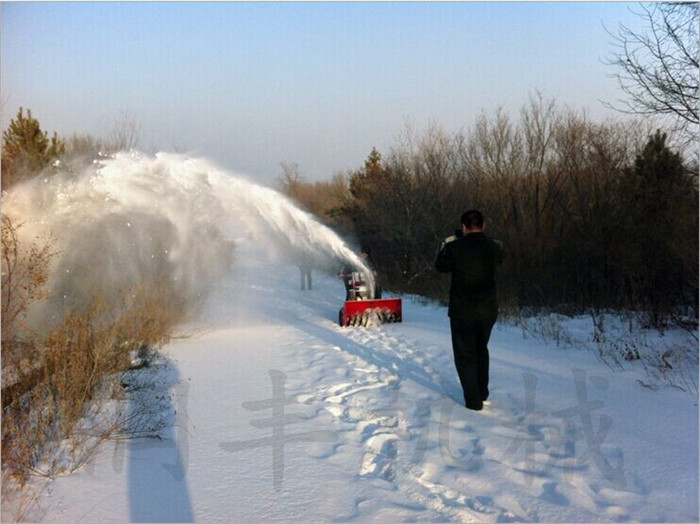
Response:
[449,317,495,410]
[299,267,312,290]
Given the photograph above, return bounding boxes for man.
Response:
[359,246,381,299]
[435,210,504,411]
[338,246,381,300]
[298,253,313,291]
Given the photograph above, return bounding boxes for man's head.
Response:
[461,209,485,234]
[360,245,371,258]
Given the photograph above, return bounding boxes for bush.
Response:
[1,215,54,343]
[2,213,186,485]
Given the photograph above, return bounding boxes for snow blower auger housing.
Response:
[338,272,402,327]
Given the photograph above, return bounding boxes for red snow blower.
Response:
[338,272,402,327]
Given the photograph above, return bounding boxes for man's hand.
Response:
[444,234,458,244]
[439,234,458,252]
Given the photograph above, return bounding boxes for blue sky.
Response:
[2,2,647,185]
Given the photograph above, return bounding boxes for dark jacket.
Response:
[435,232,504,322]
[339,254,376,279]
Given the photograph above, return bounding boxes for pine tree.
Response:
[364,147,383,178]
[634,130,684,187]
[621,130,691,324]
[1,107,65,190]
[343,148,388,268]
[350,147,383,201]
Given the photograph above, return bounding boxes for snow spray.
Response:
[2,151,373,331]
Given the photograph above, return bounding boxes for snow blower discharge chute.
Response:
[338,272,402,327]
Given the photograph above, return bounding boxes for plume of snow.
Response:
[3,151,372,331]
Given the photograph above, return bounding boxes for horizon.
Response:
[2,2,651,186]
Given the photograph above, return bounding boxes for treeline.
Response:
[279,96,698,326]
[1,107,142,191]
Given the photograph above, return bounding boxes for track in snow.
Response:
[8,246,697,523]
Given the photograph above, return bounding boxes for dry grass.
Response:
[2,288,187,482]
[2,214,190,499]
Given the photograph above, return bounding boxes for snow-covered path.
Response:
[9,245,698,522]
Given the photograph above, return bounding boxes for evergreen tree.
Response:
[634,131,685,193]
[1,107,65,190]
[349,147,383,203]
[620,130,692,324]
[364,147,383,178]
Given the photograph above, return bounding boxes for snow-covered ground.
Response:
[5,242,698,523]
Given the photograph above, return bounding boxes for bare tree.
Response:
[275,161,303,197]
[107,108,142,152]
[605,3,699,145]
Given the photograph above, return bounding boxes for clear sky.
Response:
[2,2,647,186]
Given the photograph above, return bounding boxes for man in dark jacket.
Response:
[338,246,381,300]
[435,210,504,411]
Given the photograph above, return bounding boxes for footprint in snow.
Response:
[360,433,399,481]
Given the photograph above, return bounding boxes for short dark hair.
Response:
[461,209,484,229]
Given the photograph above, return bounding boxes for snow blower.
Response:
[338,272,402,327]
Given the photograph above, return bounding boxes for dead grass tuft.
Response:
[2,214,191,498]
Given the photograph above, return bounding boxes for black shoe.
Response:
[465,402,483,411]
